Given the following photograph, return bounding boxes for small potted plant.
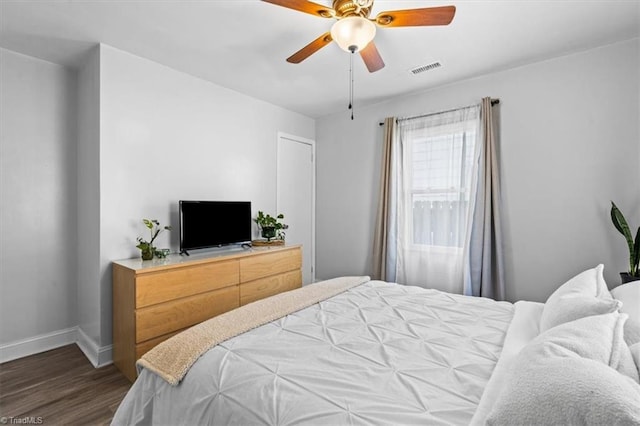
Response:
[254,211,287,242]
[136,219,171,260]
[610,201,640,283]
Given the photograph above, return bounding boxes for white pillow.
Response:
[486,357,640,426]
[536,311,637,380]
[486,312,640,426]
[539,264,620,332]
[612,281,640,345]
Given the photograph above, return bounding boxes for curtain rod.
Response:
[378,99,500,126]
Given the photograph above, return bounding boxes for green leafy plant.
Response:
[136,219,171,260]
[254,211,288,241]
[610,201,640,277]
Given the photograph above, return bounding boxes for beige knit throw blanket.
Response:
[137,275,371,385]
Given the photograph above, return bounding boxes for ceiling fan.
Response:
[262,0,456,73]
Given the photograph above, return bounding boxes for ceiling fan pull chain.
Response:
[349,48,354,120]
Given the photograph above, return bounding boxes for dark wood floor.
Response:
[0,345,131,425]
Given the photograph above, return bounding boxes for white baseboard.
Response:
[0,326,113,367]
[76,327,113,368]
[0,327,78,364]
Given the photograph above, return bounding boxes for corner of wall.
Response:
[0,326,113,367]
[76,326,113,368]
[76,42,103,349]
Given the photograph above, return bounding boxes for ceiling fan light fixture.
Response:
[330,16,376,52]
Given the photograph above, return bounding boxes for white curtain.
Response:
[392,105,480,293]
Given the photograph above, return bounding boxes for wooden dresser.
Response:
[112,245,302,382]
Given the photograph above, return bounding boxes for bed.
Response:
[112,265,640,425]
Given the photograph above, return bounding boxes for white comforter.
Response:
[113,280,539,425]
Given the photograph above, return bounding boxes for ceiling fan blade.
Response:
[360,42,385,73]
[374,5,456,27]
[262,0,334,18]
[287,32,333,64]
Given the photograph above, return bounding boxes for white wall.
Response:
[0,48,78,350]
[316,38,640,302]
[76,46,102,359]
[96,44,315,349]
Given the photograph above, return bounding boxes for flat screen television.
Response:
[179,200,252,254]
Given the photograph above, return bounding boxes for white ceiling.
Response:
[1,0,638,118]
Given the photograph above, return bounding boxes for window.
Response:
[390,105,480,292]
[409,125,476,248]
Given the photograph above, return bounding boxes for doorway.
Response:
[276,132,315,284]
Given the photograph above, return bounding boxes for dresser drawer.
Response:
[240,248,302,282]
[135,285,239,343]
[136,260,239,308]
[240,269,302,306]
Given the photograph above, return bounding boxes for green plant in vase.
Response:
[610,201,640,283]
[136,218,171,260]
[254,211,288,242]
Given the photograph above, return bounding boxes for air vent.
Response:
[410,61,442,75]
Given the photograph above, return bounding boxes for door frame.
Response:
[276,131,316,283]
